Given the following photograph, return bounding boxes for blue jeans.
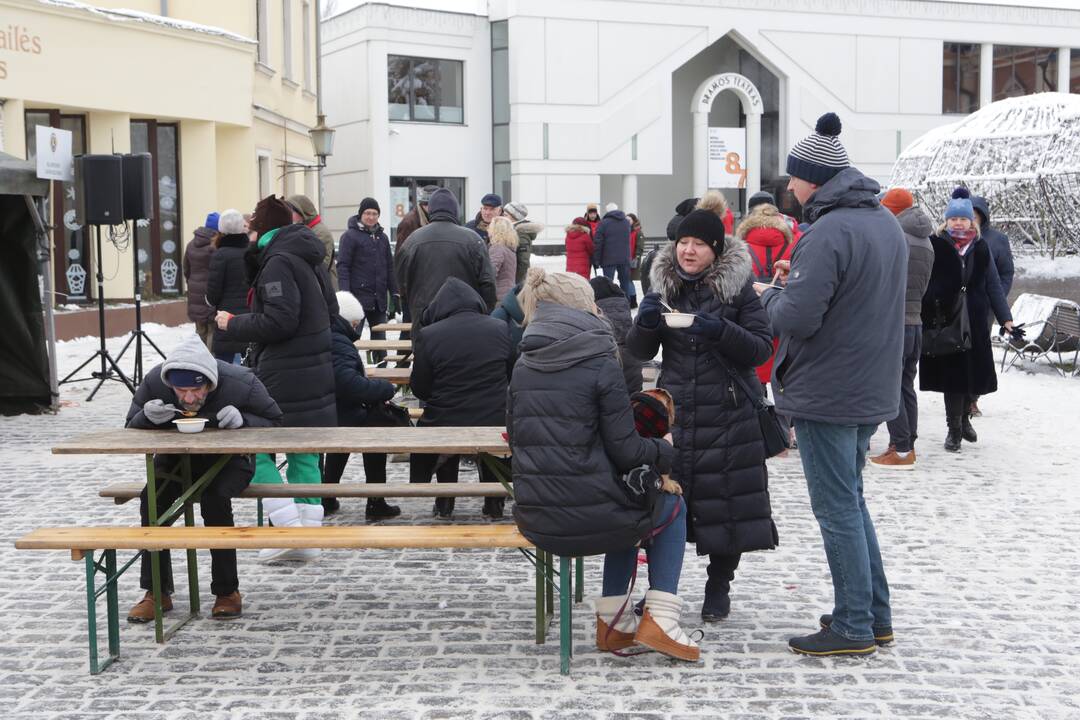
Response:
[602,264,636,300]
[794,419,891,641]
[602,494,686,596]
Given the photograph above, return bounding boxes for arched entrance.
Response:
[691,73,764,199]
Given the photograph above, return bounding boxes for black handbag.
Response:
[364,401,412,428]
[922,254,974,358]
[708,350,791,458]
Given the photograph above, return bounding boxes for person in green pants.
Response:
[216,195,340,562]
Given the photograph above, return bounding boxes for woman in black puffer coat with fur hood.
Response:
[627,209,776,623]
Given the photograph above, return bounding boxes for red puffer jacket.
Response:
[564,221,594,279]
[736,206,797,384]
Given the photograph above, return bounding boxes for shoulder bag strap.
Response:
[707,348,768,410]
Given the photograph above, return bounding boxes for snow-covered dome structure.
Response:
[890,93,1080,254]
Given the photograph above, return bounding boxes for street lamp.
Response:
[309,113,335,167]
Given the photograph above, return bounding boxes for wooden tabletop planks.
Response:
[370,322,412,332]
[354,339,413,351]
[52,426,510,456]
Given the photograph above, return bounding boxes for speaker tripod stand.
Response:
[58,225,136,401]
[114,230,165,385]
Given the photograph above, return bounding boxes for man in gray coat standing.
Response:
[871,188,934,470]
[756,113,906,657]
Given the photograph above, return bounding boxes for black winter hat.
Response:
[358,197,381,215]
[675,209,726,255]
[747,190,776,211]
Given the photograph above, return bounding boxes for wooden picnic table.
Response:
[371,321,412,333]
[354,339,413,351]
[366,366,412,385]
[52,426,511,644]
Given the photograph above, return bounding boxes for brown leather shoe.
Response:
[869,448,916,470]
[869,444,896,464]
[127,591,172,623]
[211,591,242,619]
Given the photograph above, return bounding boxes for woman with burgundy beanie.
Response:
[216,195,338,560]
[627,209,776,624]
[919,188,1015,452]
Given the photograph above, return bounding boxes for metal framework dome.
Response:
[890,92,1080,255]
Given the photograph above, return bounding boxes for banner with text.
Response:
[708,127,747,189]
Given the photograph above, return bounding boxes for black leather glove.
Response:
[636,292,663,329]
[684,314,728,339]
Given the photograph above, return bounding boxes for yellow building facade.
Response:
[0,0,319,302]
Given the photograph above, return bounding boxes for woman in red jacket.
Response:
[735,203,797,387]
[564,217,595,279]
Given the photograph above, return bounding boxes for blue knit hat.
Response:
[944,187,975,221]
[786,113,850,186]
[205,212,220,231]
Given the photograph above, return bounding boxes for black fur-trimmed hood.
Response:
[649,235,753,304]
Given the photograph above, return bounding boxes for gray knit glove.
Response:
[142,399,179,425]
[216,405,244,429]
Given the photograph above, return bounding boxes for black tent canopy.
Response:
[0,151,54,414]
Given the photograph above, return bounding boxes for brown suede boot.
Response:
[634,590,700,661]
[211,591,243,619]
[594,595,637,652]
[127,591,172,624]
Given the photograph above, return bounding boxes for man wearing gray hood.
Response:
[124,336,282,623]
[871,190,935,470]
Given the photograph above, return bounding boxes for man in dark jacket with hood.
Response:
[394,188,498,345]
[592,203,636,307]
[183,212,218,350]
[216,195,339,554]
[971,196,1014,299]
[288,194,338,290]
[871,189,934,470]
[338,197,399,361]
[758,113,905,657]
[410,277,514,518]
[125,335,282,622]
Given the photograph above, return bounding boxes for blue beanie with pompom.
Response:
[944,186,975,221]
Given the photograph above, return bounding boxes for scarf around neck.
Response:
[948,227,977,252]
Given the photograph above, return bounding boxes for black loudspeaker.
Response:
[74,154,124,225]
[122,153,154,221]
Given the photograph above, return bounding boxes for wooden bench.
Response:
[371,322,411,333]
[99,480,512,506]
[366,367,412,385]
[354,339,413,351]
[15,525,579,676]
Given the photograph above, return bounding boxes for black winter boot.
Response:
[322,497,341,515]
[701,555,737,622]
[481,497,505,519]
[629,296,638,309]
[365,498,401,521]
[433,497,455,519]
[944,417,962,452]
[961,415,978,443]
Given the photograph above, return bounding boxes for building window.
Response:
[130,120,183,297]
[302,1,312,90]
[992,45,1058,100]
[25,110,89,304]
[257,153,272,198]
[256,0,269,66]
[388,176,466,247]
[491,21,510,201]
[388,55,464,123]
[943,42,980,114]
[1073,49,1079,94]
[282,0,293,80]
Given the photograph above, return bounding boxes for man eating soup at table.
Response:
[124,335,282,622]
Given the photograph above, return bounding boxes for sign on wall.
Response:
[389,187,410,229]
[35,125,73,182]
[707,127,747,189]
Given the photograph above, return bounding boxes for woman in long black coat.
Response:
[205,209,251,363]
[919,190,1013,452]
[627,210,776,623]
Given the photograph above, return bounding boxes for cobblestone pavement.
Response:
[2,331,1078,719]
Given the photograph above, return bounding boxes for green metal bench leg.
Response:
[575,557,584,603]
[559,556,573,675]
[181,457,201,617]
[257,498,264,527]
[85,551,120,674]
[535,549,546,644]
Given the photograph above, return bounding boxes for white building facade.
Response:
[320,0,1080,249]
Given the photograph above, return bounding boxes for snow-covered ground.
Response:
[3,268,1080,719]
[1013,253,1080,281]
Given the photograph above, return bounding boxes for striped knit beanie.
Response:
[786,113,849,186]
